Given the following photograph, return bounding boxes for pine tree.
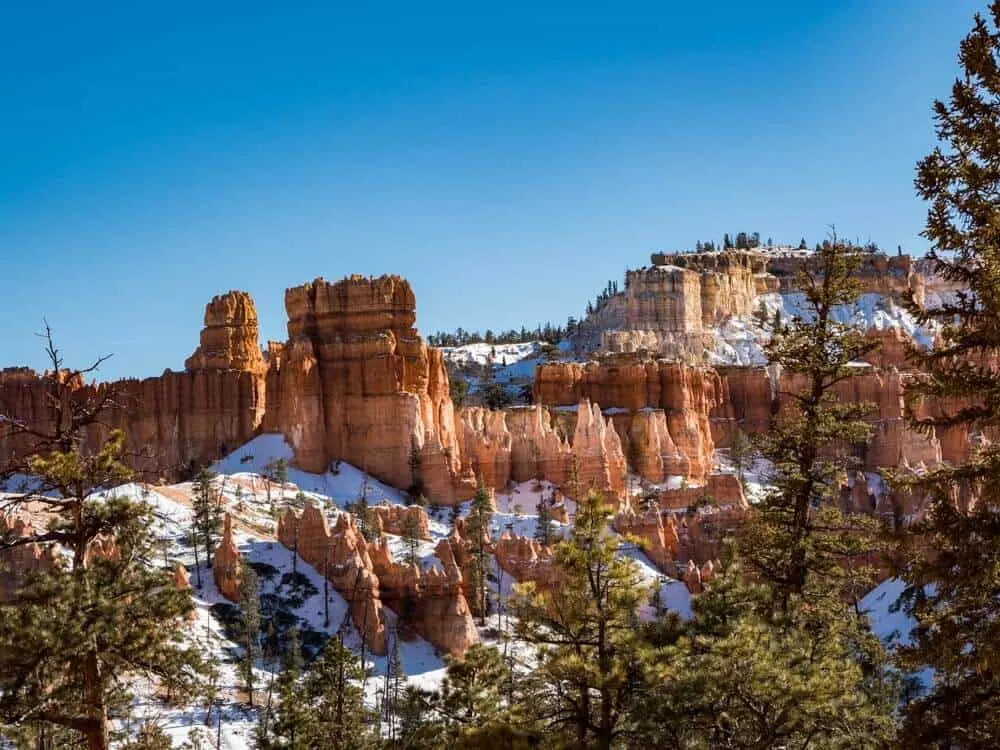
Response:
[0,335,208,750]
[192,467,223,567]
[402,510,422,565]
[423,644,521,748]
[637,556,897,749]
[513,490,648,749]
[534,493,554,547]
[303,634,374,749]
[744,236,882,612]
[258,627,309,750]
[727,428,754,487]
[407,438,426,503]
[464,477,494,624]
[238,561,262,707]
[383,625,406,743]
[892,5,1000,745]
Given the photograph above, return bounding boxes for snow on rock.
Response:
[709,291,937,366]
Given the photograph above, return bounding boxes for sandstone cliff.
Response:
[0,290,267,479]
[533,360,720,484]
[262,276,476,505]
[456,402,627,504]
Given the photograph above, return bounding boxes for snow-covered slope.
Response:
[11,434,692,748]
[710,292,936,366]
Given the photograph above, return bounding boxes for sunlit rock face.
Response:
[533,360,720,485]
[262,275,475,505]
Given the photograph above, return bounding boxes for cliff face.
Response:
[456,402,627,504]
[185,291,266,373]
[0,290,267,478]
[262,276,475,505]
[532,360,720,484]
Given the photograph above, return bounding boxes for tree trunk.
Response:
[83,651,109,750]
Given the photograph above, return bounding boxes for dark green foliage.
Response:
[192,467,223,567]
[635,557,897,750]
[428,323,566,348]
[534,493,554,547]
[892,4,1000,746]
[465,478,494,623]
[238,561,262,706]
[481,382,514,410]
[450,376,470,408]
[727,428,754,486]
[513,491,648,749]
[0,341,209,750]
[745,236,882,611]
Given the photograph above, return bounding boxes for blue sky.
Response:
[0,0,983,380]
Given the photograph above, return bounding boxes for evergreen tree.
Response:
[192,467,223,567]
[450,377,470,408]
[0,336,207,750]
[402,510,422,566]
[513,490,648,749]
[636,556,897,749]
[432,644,521,747]
[464,477,494,624]
[534,493,554,547]
[744,236,882,612]
[238,561,262,707]
[303,634,374,749]
[727,428,754,487]
[893,5,1000,745]
[407,438,426,503]
[383,625,406,744]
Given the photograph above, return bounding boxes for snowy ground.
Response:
[9,434,692,747]
[710,291,936,366]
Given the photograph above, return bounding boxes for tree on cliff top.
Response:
[0,328,207,750]
[894,4,1000,744]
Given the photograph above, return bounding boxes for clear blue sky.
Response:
[0,0,983,380]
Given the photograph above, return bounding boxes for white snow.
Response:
[709,291,937,366]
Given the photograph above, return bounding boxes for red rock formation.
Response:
[612,498,680,573]
[213,513,242,602]
[368,536,478,656]
[659,473,746,511]
[0,291,266,479]
[173,562,192,591]
[277,507,387,655]
[262,276,475,505]
[372,503,430,540]
[457,402,628,504]
[494,531,561,593]
[533,360,719,484]
[0,513,59,603]
[185,291,266,373]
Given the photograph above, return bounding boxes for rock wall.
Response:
[533,360,720,483]
[456,401,627,504]
[0,291,267,479]
[262,276,475,505]
[0,513,59,603]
